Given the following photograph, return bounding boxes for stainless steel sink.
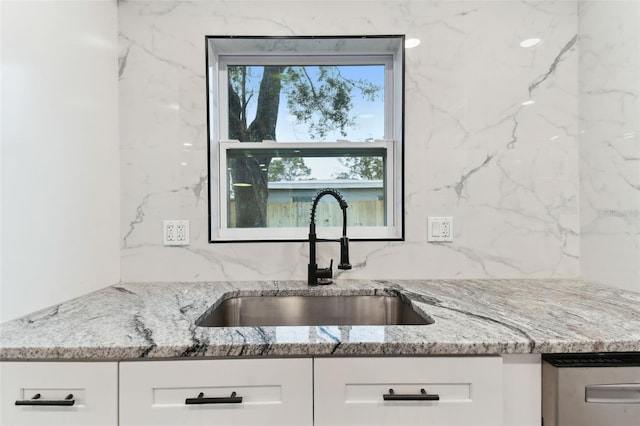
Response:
[196,294,433,327]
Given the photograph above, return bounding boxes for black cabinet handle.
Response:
[185,391,243,405]
[15,393,75,406]
[383,388,440,401]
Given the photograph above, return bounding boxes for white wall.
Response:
[119,0,579,282]
[0,0,120,322]
[579,0,640,292]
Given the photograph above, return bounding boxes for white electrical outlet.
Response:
[163,220,189,246]
[427,217,453,242]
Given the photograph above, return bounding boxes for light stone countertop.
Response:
[1,279,639,360]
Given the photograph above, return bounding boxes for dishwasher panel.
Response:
[542,353,640,426]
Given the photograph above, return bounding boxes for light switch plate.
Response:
[427,217,453,242]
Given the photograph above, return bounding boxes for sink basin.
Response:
[196,294,433,327]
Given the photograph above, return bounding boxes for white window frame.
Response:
[207,36,404,242]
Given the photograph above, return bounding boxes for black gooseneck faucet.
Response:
[308,188,352,286]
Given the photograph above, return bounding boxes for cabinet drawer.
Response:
[314,356,503,426]
[0,361,118,426]
[120,358,312,426]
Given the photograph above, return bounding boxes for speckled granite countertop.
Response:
[1,279,639,360]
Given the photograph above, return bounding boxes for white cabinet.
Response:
[314,356,503,426]
[1,355,539,426]
[0,362,118,426]
[119,358,313,426]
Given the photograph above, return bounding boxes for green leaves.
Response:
[334,156,384,180]
[282,65,381,139]
[268,157,312,182]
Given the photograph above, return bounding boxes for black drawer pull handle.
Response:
[383,388,440,401]
[15,393,75,406]
[185,391,243,405]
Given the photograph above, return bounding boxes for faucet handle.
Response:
[327,258,334,275]
[316,259,333,281]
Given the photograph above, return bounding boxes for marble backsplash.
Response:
[578,1,640,291]
[119,0,580,282]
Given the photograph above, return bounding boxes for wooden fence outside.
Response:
[229,200,384,228]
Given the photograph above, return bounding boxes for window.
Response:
[206,36,404,241]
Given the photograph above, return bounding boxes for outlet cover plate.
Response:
[163,220,190,246]
[427,216,453,242]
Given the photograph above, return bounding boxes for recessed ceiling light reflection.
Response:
[520,38,542,48]
[232,183,252,187]
[522,99,535,106]
[405,38,421,49]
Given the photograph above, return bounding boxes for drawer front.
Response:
[555,365,640,426]
[120,358,313,426]
[0,362,118,426]
[314,357,503,426]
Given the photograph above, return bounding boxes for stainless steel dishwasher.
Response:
[542,353,640,426]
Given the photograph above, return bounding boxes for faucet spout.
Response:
[308,188,351,286]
